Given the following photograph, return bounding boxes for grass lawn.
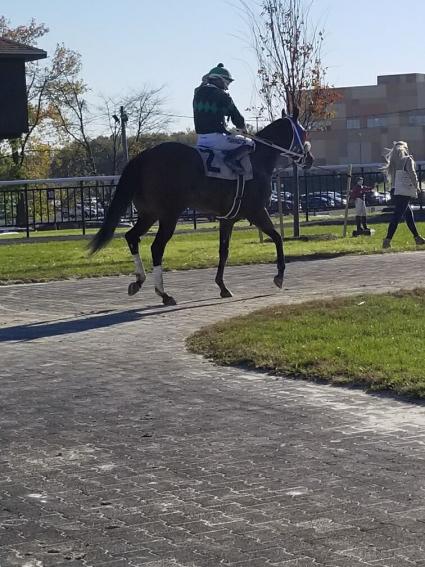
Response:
[187,289,425,399]
[0,219,424,283]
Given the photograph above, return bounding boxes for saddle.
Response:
[196,147,254,181]
[196,146,253,220]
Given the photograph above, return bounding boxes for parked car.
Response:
[61,203,104,221]
[300,195,332,211]
[320,191,347,208]
[268,197,295,214]
[365,190,391,206]
[179,208,216,222]
[269,190,304,214]
[308,191,347,208]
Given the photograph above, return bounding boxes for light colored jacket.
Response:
[390,155,419,198]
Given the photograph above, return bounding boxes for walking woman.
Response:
[382,141,425,248]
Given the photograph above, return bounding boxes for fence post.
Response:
[303,172,309,223]
[80,181,86,236]
[24,183,30,239]
[292,163,300,237]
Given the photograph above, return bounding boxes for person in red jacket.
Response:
[350,177,373,234]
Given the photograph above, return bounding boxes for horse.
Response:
[90,108,314,305]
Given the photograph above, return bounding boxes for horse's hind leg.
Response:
[215,219,235,298]
[125,214,157,296]
[249,207,285,288]
[151,216,179,306]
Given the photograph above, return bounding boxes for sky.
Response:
[3,0,425,134]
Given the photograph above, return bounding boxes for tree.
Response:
[244,0,339,128]
[124,87,171,151]
[0,18,84,178]
[48,130,198,178]
[0,16,88,178]
[100,87,171,165]
[47,47,98,174]
[99,97,122,174]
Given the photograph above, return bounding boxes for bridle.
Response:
[250,116,311,167]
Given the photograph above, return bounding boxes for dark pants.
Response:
[386,195,419,240]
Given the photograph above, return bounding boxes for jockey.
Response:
[193,63,255,175]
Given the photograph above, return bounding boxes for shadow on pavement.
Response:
[0,293,276,342]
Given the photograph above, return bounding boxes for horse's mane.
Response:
[256,118,285,140]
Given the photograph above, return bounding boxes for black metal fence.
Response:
[1,165,424,237]
[0,176,120,237]
[273,163,425,220]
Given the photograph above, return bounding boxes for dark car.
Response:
[268,196,295,214]
[319,191,347,208]
[179,208,216,222]
[300,194,333,211]
[268,190,304,214]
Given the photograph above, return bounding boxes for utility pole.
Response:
[120,105,129,163]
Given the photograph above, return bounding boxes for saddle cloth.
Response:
[196,147,253,181]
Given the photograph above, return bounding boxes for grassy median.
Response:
[0,220,425,283]
[187,289,425,398]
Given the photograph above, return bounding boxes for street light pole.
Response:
[120,105,129,163]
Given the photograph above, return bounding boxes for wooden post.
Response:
[342,164,353,237]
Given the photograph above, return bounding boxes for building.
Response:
[0,37,47,139]
[309,73,425,166]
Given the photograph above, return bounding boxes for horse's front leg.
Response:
[249,207,285,288]
[215,219,235,298]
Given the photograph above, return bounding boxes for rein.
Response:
[250,135,304,159]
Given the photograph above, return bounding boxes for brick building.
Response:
[309,73,425,166]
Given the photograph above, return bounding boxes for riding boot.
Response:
[223,145,252,176]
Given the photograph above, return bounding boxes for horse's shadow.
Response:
[1,292,276,343]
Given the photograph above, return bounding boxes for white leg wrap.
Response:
[132,254,146,282]
[153,265,164,294]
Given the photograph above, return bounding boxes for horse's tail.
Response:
[89,156,142,254]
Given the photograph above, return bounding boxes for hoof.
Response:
[220,288,233,298]
[128,281,142,296]
[273,275,284,289]
[163,294,177,306]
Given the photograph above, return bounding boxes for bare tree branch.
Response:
[244,0,340,128]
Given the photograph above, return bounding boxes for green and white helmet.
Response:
[207,63,234,83]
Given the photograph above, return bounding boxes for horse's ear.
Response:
[292,105,300,122]
[281,108,287,118]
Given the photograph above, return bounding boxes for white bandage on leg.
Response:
[132,254,146,283]
[153,265,164,294]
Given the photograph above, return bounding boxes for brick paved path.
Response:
[2,252,425,567]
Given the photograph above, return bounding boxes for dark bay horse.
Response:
[90,109,313,305]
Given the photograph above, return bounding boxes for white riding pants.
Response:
[196,132,255,150]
